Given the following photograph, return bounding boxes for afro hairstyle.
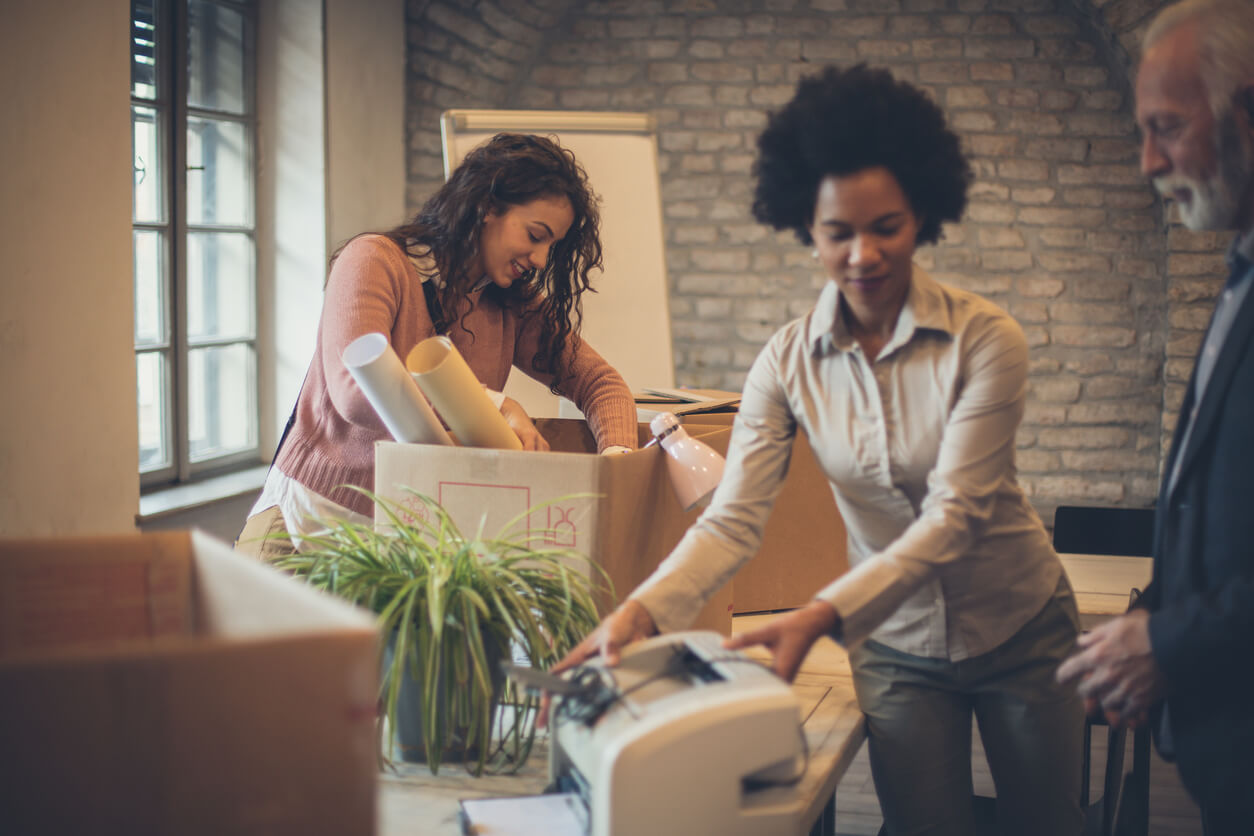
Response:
[751,64,972,246]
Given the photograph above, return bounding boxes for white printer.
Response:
[545,631,807,836]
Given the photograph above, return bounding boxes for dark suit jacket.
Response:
[1146,268,1254,804]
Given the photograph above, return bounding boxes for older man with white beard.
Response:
[1056,1,1254,832]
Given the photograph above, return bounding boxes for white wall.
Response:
[0,1,137,535]
[257,0,329,451]
[324,0,406,251]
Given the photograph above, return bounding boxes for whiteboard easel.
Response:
[440,110,674,418]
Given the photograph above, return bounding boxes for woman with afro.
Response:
[555,66,1084,835]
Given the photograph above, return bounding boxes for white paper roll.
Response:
[342,333,453,446]
[406,336,523,451]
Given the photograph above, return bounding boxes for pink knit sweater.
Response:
[275,234,638,518]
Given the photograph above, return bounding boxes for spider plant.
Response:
[274,488,606,775]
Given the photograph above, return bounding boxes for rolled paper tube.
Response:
[342,332,453,446]
[406,336,523,451]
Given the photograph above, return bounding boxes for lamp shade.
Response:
[650,413,725,511]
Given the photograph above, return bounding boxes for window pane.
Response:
[187,231,254,341]
[137,351,170,472]
[134,230,167,346]
[188,0,247,115]
[133,105,163,223]
[188,343,256,462]
[131,0,158,100]
[187,116,250,225]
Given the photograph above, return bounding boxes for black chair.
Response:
[1052,505,1153,836]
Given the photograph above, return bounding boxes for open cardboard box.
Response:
[373,418,734,634]
[681,412,849,614]
[0,530,379,836]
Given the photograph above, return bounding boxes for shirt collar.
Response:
[808,264,955,357]
[1228,228,1254,275]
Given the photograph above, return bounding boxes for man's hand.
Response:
[1056,608,1166,729]
[537,599,658,727]
[499,396,550,451]
[723,599,840,682]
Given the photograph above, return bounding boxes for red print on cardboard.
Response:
[546,505,577,547]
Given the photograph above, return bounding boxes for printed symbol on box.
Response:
[399,495,429,527]
[547,505,577,547]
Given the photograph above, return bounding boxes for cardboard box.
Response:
[0,530,379,836]
[682,413,849,614]
[373,419,734,635]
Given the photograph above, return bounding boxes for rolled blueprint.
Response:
[405,336,523,451]
[342,332,453,446]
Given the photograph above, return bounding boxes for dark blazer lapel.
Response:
[1166,282,1254,501]
[1154,372,1195,558]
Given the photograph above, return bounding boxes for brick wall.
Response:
[404,0,1232,518]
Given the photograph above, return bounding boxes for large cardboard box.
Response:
[683,412,849,613]
[0,531,379,836]
[373,419,734,634]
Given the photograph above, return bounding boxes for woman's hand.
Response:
[723,600,841,682]
[499,396,550,451]
[537,599,658,727]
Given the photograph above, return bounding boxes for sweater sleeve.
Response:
[512,307,638,452]
[319,236,432,428]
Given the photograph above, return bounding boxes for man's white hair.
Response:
[1145,0,1254,120]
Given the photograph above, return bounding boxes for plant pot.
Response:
[383,632,508,765]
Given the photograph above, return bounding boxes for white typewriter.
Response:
[541,630,807,836]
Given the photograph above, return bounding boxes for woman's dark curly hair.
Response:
[752,64,972,246]
[384,133,602,391]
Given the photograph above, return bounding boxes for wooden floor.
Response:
[832,724,1204,836]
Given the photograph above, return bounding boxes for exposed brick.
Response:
[1025,477,1124,503]
[1038,427,1131,449]
[1039,229,1087,248]
[1053,325,1136,347]
[1018,449,1061,471]
[913,38,964,58]
[1012,186,1057,204]
[1019,276,1066,298]
[1032,377,1082,403]
[967,134,1019,156]
[998,159,1050,181]
[978,227,1025,248]
[982,250,1034,271]
[1024,137,1088,162]
[1050,302,1129,324]
[1040,90,1080,111]
[969,61,1014,81]
[1018,208,1108,227]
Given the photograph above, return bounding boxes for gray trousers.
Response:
[849,578,1085,836]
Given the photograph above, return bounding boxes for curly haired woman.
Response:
[237,133,637,558]
[554,66,1084,835]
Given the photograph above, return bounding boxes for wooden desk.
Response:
[1057,552,1153,627]
[378,617,866,836]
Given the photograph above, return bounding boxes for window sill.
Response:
[137,464,270,524]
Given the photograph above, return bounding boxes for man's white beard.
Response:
[1155,109,1254,232]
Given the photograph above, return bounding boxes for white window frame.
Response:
[132,0,260,488]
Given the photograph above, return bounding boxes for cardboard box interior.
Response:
[373,419,734,634]
[0,530,379,836]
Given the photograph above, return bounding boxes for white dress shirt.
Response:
[632,266,1063,661]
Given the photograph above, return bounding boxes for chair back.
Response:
[1052,505,1154,557]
